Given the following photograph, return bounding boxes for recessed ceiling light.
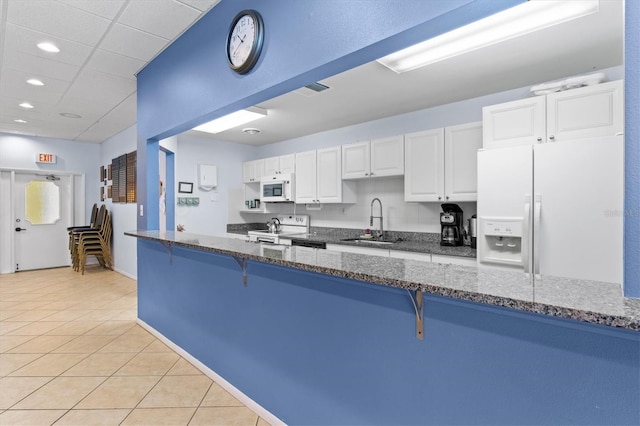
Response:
[37,42,60,53]
[193,107,268,134]
[14,119,28,124]
[19,102,34,109]
[26,78,44,86]
[59,112,82,119]
[243,128,261,134]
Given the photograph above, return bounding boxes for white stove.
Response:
[247,215,309,245]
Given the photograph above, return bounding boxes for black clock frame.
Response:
[226,9,264,75]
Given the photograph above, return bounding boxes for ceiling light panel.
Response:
[194,108,268,134]
[7,0,111,46]
[26,79,44,86]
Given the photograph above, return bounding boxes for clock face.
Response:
[227,10,264,74]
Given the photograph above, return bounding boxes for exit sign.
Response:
[36,153,56,164]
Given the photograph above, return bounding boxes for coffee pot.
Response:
[440,203,463,246]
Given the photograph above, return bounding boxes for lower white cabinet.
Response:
[431,254,477,267]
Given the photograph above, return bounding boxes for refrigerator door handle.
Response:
[523,195,531,275]
[534,195,542,279]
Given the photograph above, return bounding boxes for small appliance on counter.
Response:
[469,214,477,249]
[247,214,309,244]
[440,203,463,246]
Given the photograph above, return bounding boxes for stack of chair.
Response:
[69,204,113,274]
[68,203,99,253]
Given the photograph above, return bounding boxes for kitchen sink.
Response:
[340,238,396,245]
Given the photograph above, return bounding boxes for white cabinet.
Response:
[264,154,295,176]
[404,122,481,202]
[242,159,265,183]
[295,147,356,204]
[444,122,483,202]
[404,128,444,202]
[483,80,623,149]
[342,135,404,179]
[431,254,477,267]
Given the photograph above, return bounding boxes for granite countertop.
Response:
[127,230,640,331]
[226,224,477,258]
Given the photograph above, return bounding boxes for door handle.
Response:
[15,227,26,232]
[522,195,531,276]
[534,195,542,280]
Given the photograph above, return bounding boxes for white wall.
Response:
[99,126,138,279]
[174,133,254,236]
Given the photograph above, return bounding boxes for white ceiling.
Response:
[0,0,624,145]
[0,0,220,143]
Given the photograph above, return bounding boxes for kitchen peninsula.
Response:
[129,230,640,425]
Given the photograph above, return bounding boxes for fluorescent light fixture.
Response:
[37,42,60,53]
[377,0,599,73]
[14,119,27,124]
[193,107,268,134]
[19,102,34,109]
[27,79,44,86]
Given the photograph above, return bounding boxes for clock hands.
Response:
[232,33,247,58]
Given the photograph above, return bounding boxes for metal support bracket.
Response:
[407,290,424,340]
[160,242,173,264]
[232,256,248,286]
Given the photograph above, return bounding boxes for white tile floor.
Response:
[0,267,271,426]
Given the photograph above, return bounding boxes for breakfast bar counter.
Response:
[128,230,640,425]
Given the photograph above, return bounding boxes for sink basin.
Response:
[340,238,395,245]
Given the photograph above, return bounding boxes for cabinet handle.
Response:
[445,196,449,200]
[536,137,542,142]
[370,172,374,176]
[365,173,369,176]
[438,196,442,200]
[549,135,555,140]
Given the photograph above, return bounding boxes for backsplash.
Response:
[234,176,477,234]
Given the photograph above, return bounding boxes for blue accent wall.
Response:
[625,0,640,297]
[138,241,640,425]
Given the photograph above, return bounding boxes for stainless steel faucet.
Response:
[370,197,383,240]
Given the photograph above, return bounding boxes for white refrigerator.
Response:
[477,136,624,284]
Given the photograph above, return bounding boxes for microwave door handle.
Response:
[534,195,542,280]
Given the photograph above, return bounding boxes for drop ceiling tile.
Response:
[2,49,80,82]
[3,23,94,67]
[118,0,201,40]
[57,0,127,20]
[75,124,120,143]
[100,23,169,61]
[178,0,221,13]
[54,96,118,123]
[63,69,136,106]
[85,49,145,80]
[0,68,70,105]
[7,0,111,46]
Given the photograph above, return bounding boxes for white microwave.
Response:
[260,173,295,202]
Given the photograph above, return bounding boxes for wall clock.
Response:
[227,9,264,74]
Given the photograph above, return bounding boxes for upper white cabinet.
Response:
[483,80,623,149]
[404,129,444,202]
[264,154,296,176]
[404,122,482,202]
[242,159,265,183]
[342,135,404,179]
[295,147,356,204]
[444,122,483,202]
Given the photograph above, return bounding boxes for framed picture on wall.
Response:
[107,164,112,181]
[178,182,193,193]
[100,186,104,201]
[107,185,112,199]
[100,166,104,182]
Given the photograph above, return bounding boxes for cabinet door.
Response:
[546,80,623,142]
[317,146,342,202]
[404,128,445,202]
[482,96,545,149]
[444,122,482,202]
[242,161,254,183]
[280,154,296,174]
[371,135,404,177]
[295,150,317,203]
[342,141,370,179]
[253,159,265,181]
[263,157,280,176]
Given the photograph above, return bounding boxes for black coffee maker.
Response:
[440,203,463,246]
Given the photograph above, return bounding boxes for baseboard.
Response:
[136,319,285,426]
[114,268,136,281]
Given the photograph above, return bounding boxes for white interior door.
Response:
[14,173,72,271]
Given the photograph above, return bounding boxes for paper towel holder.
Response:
[198,164,217,191]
